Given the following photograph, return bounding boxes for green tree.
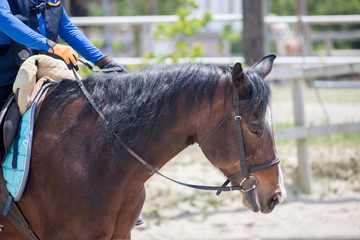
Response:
[269,0,360,49]
[307,0,360,33]
[117,0,181,16]
[270,0,360,16]
[115,0,183,57]
[268,0,295,16]
[218,24,242,54]
[146,0,212,63]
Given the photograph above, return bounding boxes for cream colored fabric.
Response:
[13,55,81,115]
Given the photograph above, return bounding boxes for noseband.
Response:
[72,68,279,195]
[199,88,280,195]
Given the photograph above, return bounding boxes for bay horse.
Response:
[0,54,286,239]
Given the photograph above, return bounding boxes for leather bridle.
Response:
[72,67,280,195]
[199,87,280,195]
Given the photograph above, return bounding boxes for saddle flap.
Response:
[3,102,21,152]
[0,94,20,164]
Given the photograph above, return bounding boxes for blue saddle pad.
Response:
[2,83,53,201]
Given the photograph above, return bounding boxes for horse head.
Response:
[199,55,287,213]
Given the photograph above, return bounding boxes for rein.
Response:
[71,65,279,195]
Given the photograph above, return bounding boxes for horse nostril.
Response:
[273,192,282,201]
[270,192,282,208]
[273,194,279,202]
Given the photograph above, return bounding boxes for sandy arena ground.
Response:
[131,145,360,240]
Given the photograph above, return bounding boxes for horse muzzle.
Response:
[242,188,260,212]
[242,189,285,214]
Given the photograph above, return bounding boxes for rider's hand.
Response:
[47,40,78,70]
[96,56,128,73]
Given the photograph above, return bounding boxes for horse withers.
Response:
[0,54,286,239]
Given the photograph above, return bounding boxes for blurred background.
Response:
[63,0,360,239]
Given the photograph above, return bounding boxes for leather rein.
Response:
[72,67,279,195]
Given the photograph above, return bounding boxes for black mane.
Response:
[48,63,270,145]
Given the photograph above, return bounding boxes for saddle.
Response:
[0,93,21,165]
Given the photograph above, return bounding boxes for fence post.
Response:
[292,78,312,193]
[242,0,266,65]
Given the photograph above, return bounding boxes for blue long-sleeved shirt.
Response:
[0,1,105,64]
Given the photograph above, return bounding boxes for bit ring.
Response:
[239,175,257,193]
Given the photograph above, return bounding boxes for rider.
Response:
[0,0,125,108]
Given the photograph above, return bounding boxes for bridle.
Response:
[71,67,279,195]
[199,87,280,195]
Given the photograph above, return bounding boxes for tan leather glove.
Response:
[47,40,78,70]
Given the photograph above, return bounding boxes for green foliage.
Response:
[90,39,105,49]
[125,64,148,71]
[308,133,360,146]
[116,0,181,16]
[268,0,295,16]
[86,0,182,17]
[154,1,211,40]
[148,0,212,63]
[117,0,148,16]
[78,65,93,78]
[308,0,360,33]
[276,133,360,147]
[146,209,163,225]
[217,24,242,54]
[111,41,122,52]
[156,0,182,15]
[220,25,241,44]
[86,2,104,16]
[206,196,221,209]
[269,0,360,49]
[307,0,360,15]
[270,0,360,32]
[87,39,122,54]
[270,0,360,16]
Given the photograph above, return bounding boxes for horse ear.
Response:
[249,54,276,79]
[232,62,246,91]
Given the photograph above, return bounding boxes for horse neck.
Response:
[135,95,198,175]
[136,76,232,179]
[194,76,233,147]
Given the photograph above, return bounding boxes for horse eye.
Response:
[248,128,259,136]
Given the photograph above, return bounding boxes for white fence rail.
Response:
[70,14,360,26]
[111,55,360,67]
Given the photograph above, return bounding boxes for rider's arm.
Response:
[58,7,105,64]
[0,1,50,51]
